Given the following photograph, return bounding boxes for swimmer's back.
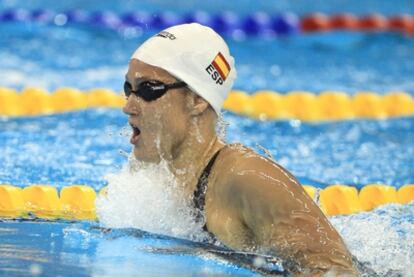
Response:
[204,143,357,275]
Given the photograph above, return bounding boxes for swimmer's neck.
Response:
[166,117,224,196]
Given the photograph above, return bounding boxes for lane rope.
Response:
[0,184,413,220]
[0,9,413,37]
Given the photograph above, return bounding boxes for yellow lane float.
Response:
[318,91,354,120]
[359,184,398,211]
[52,88,88,112]
[284,91,322,121]
[60,185,96,220]
[397,184,414,204]
[22,185,61,219]
[382,92,414,117]
[303,185,317,200]
[222,90,253,115]
[250,91,287,120]
[20,87,54,115]
[0,185,25,218]
[319,185,360,216]
[352,92,386,119]
[0,87,22,116]
[87,88,125,108]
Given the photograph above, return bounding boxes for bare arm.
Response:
[213,154,357,276]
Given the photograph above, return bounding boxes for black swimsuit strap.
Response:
[193,147,224,231]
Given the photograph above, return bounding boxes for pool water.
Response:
[1,220,271,276]
[1,0,414,276]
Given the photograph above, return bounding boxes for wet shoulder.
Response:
[211,143,302,191]
[214,143,263,174]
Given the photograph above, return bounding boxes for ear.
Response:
[189,95,209,116]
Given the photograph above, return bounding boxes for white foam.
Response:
[96,156,208,242]
[330,202,414,276]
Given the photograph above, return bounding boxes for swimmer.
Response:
[123,23,357,276]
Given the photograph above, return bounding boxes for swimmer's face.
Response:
[123,59,193,163]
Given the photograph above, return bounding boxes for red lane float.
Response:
[301,13,414,35]
[301,13,331,32]
[329,14,359,30]
[357,14,388,30]
[389,14,414,34]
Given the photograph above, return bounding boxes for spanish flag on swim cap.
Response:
[211,52,231,81]
[131,23,237,115]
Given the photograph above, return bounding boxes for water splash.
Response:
[331,202,414,276]
[216,110,229,141]
[96,156,208,242]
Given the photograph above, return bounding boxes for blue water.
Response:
[0,220,265,276]
[0,110,413,189]
[1,0,414,276]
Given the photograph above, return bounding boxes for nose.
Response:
[122,94,141,116]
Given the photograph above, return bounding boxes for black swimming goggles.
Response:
[123,80,187,102]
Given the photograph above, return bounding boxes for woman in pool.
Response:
[123,23,357,276]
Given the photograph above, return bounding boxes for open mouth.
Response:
[129,123,141,145]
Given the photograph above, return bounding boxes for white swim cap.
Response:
[131,23,237,115]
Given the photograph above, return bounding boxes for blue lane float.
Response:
[0,8,300,36]
[0,8,31,22]
[66,9,90,24]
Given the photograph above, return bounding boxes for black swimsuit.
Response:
[193,147,223,233]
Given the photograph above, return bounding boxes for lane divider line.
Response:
[1,184,413,220]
